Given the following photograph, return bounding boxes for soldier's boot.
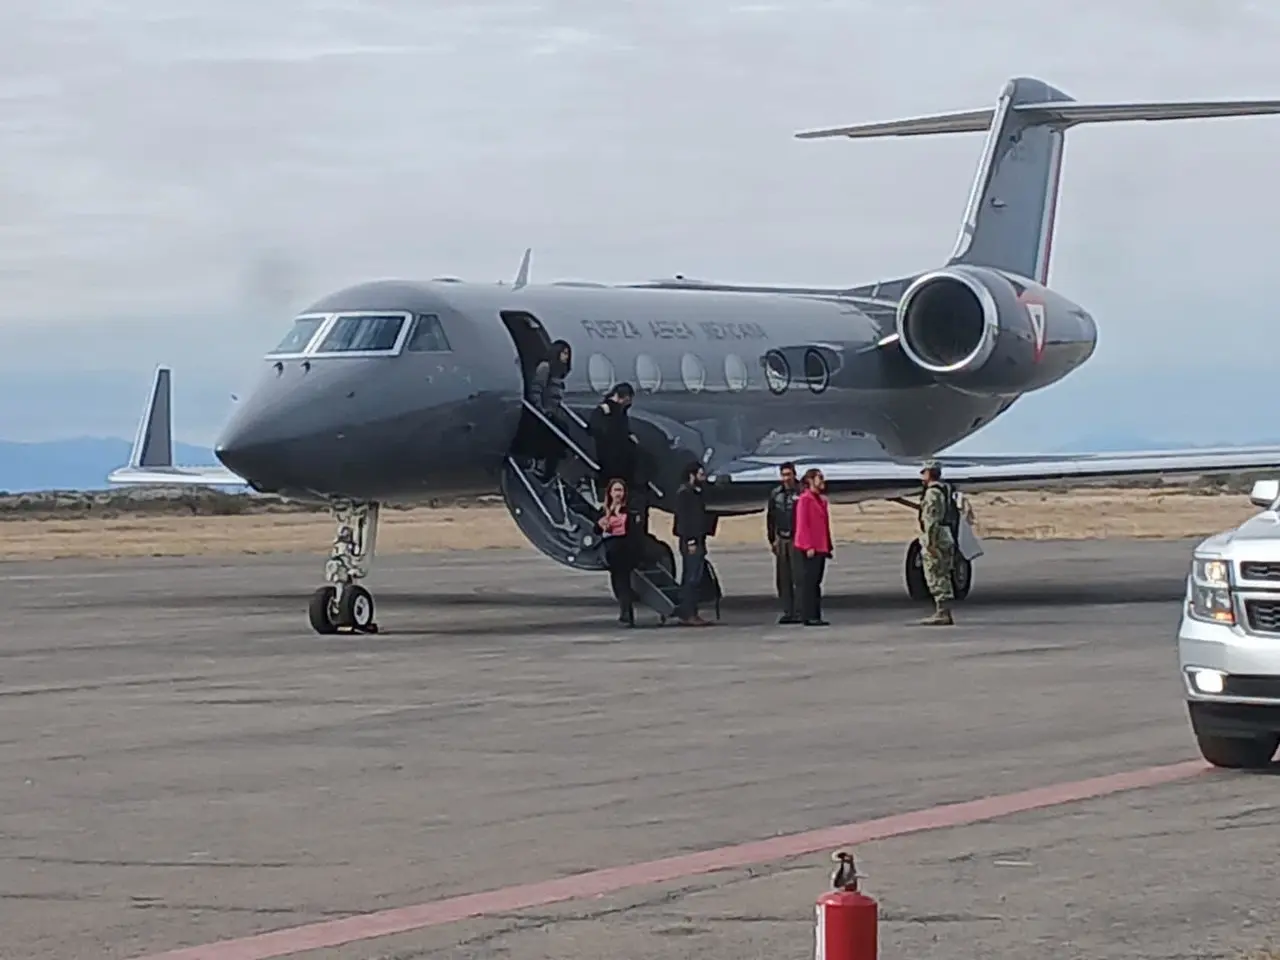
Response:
[918,600,954,626]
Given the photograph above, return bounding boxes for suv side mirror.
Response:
[1249,479,1280,509]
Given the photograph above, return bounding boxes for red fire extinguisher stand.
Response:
[815,850,878,960]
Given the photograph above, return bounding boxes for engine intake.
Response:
[897,270,999,375]
[892,264,1098,397]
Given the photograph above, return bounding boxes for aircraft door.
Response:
[500,310,553,391]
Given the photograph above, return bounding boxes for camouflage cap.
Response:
[920,459,941,474]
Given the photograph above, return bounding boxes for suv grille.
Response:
[1244,598,1280,633]
[1239,561,1280,581]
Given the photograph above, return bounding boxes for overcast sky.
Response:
[2,0,1279,447]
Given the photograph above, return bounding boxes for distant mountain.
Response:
[0,438,217,493]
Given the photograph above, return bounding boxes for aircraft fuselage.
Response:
[213,273,1096,509]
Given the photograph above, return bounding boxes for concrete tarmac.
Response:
[0,539,1275,960]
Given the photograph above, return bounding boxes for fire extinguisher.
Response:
[815,850,878,960]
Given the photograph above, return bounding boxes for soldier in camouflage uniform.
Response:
[917,459,956,626]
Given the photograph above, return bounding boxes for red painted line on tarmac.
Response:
[136,759,1209,960]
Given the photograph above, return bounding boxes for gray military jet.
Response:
[110,76,1280,634]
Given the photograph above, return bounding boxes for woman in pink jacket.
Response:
[793,468,833,626]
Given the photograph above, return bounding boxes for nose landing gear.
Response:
[308,500,381,634]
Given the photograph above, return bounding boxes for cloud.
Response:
[2,0,1280,447]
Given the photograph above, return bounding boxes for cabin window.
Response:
[724,353,749,392]
[763,349,790,394]
[266,315,326,356]
[635,354,662,393]
[315,313,408,354]
[405,314,452,352]
[680,353,706,393]
[588,353,616,393]
[804,348,830,394]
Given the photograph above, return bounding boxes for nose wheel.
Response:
[308,584,379,634]
[309,501,382,635]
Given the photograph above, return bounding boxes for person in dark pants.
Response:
[588,382,637,487]
[673,461,712,627]
[528,340,573,483]
[766,461,802,624]
[793,467,833,627]
[597,478,641,626]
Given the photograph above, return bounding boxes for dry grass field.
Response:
[0,487,1263,562]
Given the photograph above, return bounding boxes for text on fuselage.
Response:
[579,318,770,342]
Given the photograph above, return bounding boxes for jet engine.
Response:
[894,265,1098,397]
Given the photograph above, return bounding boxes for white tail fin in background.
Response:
[108,366,246,488]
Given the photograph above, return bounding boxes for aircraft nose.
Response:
[213,398,294,489]
[213,425,272,486]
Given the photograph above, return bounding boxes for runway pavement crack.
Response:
[127,900,349,917]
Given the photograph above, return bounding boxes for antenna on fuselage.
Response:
[513,247,532,290]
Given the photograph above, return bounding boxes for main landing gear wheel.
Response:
[951,554,973,601]
[905,539,929,602]
[904,538,973,603]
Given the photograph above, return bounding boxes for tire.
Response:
[1195,732,1279,770]
[699,559,723,615]
[904,539,930,602]
[906,538,971,603]
[336,584,376,632]
[951,554,973,601]
[308,585,340,635]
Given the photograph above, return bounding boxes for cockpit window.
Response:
[315,313,407,354]
[268,315,325,355]
[404,314,452,352]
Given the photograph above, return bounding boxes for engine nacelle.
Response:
[895,265,1098,397]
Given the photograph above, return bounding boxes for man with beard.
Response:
[673,460,713,627]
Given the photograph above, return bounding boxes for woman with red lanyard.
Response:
[598,478,639,627]
[793,467,833,627]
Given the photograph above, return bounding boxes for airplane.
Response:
[109,75,1280,635]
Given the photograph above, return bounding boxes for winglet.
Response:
[513,247,532,290]
[129,365,174,469]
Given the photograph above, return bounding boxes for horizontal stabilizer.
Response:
[796,94,1280,140]
[107,366,246,488]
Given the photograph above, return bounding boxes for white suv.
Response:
[1179,479,1280,769]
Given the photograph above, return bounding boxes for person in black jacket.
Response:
[765,461,802,624]
[588,382,637,486]
[673,461,712,627]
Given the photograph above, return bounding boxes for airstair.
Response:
[501,398,722,622]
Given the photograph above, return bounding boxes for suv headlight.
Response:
[1189,556,1235,625]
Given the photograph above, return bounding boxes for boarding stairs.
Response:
[502,399,720,621]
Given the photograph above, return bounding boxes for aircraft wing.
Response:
[107,366,246,488]
[712,447,1280,501]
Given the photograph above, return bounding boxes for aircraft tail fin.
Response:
[129,365,174,470]
[107,366,246,487]
[796,79,1280,285]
